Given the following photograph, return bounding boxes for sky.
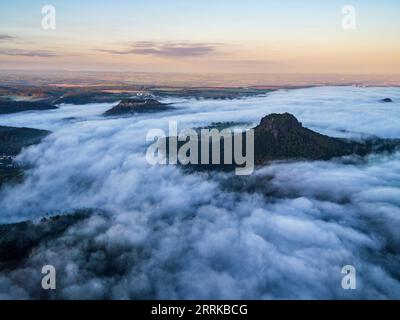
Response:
[0,0,399,74]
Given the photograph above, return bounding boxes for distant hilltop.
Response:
[253,113,399,163]
[103,98,171,116]
[254,113,357,163]
[166,112,400,170]
[0,100,57,114]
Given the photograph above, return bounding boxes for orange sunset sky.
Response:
[1,0,399,75]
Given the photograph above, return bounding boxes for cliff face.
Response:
[103,98,170,116]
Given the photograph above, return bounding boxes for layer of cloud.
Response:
[0,49,61,57]
[0,87,399,299]
[96,41,219,58]
[0,34,16,42]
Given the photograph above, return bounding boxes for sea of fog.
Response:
[0,86,400,299]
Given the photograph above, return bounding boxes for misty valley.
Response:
[0,85,399,299]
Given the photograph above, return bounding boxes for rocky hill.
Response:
[103,98,171,116]
[0,210,93,265]
[0,100,57,114]
[0,126,50,186]
[253,113,399,163]
[254,113,354,163]
[0,126,50,156]
[167,113,400,170]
